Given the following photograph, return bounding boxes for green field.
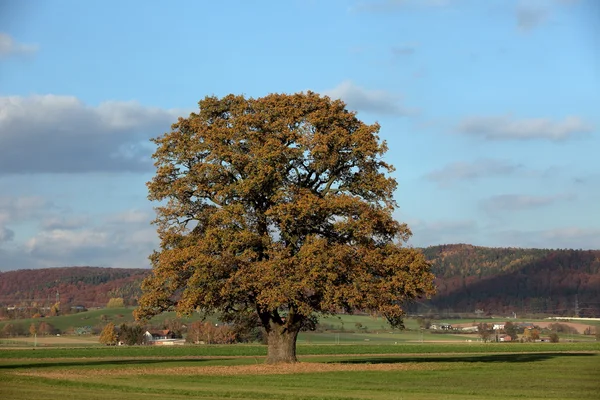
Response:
[0,307,215,334]
[2,311,598,349]
[1,343,599,399]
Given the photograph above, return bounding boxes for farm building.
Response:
[144,330,184,345]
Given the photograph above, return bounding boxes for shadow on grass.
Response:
[0,357,233,370]
[329,352,596,364]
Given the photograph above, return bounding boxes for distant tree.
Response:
[106,298,125,309]
[31,313,42,319]
[29,323,37,337]
[99,322,118,345]
[186,321,236,344]
[162,318,184,337]
[504,321,518,341]
[227,311,266,344]
[549,332,559,343]
[478,323,492,342]
[523,328,540,342]
[49,302,61,317]
[38,321,55,336]
[548,323,578,334]
[135,92,436,364]
[1,323,15,338]
[416,317,431,329]
[118,323,145,345]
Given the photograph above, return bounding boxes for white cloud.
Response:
[0,194,158,270]
[41,216,89,231]
[18,208,158,270]
[425,159,523,187]
[0,95,185,174]
[0,33,38,58]
[26,229,110,257]
[323,81,416,116]
[407,218,479,247]
[541,227,599,246]
[0,196,51,225]
[456,114,593,141]
[107,209,152,224]
[480,193,575,212]
[492,226,600,250]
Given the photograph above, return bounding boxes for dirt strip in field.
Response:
[17,361,441,379]
[3,350,598,364]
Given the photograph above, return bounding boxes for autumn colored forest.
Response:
[1,244,599,317]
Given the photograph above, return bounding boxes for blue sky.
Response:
[0,0,598,271]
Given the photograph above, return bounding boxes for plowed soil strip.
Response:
[4,350,598,364]
[18,362,438,379]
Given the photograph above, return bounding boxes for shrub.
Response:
[186,321,236,344]
[106,298,125,308]
[99,322,118,345]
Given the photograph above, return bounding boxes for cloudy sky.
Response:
[0,0,598,271]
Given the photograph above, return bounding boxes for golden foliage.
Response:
[135,92,435,360]
[106,297,125,308]
[99,322,118,345]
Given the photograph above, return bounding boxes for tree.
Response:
[478,323,492,342]
[416,317,431,330]
[99,322,118,345]
[135,92,436,364]
[504,321,518,341]
[29,323,37,337]
[118,323,146,345]
[106,297,125,308]
[38,321,55,336]
[523,328,540,342]
[49,302,60,317]
[1,323,15,338]
[186,321,236,344]
[549,332,559,343]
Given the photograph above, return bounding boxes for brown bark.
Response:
[265,323,300,364]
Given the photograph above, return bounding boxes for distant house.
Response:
[430,323,452,330]
[462,326,479,333]
[499,335,511,342]
[144,330,183,345]
[145,329,176,340]
[493,323,505,330]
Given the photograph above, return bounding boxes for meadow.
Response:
[2,310,598,348]
[1,342,599,399]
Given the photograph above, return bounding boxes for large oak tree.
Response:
[135,92,435,363]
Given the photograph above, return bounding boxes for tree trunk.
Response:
[266,324,299,364]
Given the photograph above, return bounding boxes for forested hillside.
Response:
[421,244,600,316]
[1,245,599,317]
[0,267,149,309]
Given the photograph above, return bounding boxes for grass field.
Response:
[1,343,599,399]
[3,311,597,349]
[0,307,218,334]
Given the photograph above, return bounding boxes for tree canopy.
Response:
[135,92,435,363]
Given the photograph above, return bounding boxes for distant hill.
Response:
[1,244,599,317]
[420,244,600,316]
[0,267,150,308]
